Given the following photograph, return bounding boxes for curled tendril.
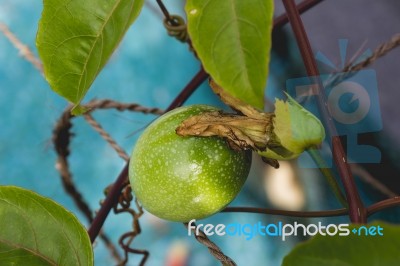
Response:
[103,184,148,265]
[163,15,188,42]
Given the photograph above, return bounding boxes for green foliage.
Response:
[185,0,274,109]
[283,222,400,266]
[0,186,93,265]
[36,0,145,115]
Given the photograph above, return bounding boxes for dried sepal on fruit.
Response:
[176,80,325,167]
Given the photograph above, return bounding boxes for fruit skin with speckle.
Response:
[129,105,252,222]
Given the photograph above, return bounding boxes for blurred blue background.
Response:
[1,0,400,265]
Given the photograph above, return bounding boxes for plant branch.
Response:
[165,68,208,112]
[88,164,129,242]
[367,197,400,216]
[274,0,324,28]
[155,0,178,26]
[282,0,366,223]
[223,207,348,218]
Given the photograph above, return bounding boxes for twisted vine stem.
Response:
[184,223,236,266]
[53,99,163,264]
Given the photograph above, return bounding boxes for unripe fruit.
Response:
[129,105,252,222]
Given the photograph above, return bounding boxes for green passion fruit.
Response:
[129,105,251,222]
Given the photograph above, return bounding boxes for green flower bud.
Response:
[258,93,325,160]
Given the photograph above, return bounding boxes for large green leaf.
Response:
[185,0,274,109]
[0,186,93,265]
[283,222,400,266]
[36,0,144,114]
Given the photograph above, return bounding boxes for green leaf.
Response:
[283,222,400,266]
[0,186,93,265]
[36,0,145,114]
[185,0,274,109]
